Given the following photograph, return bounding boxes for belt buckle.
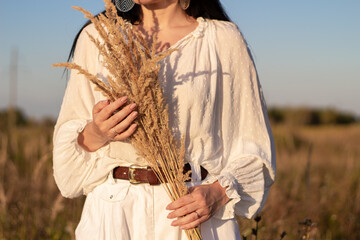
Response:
[129,164,147,184]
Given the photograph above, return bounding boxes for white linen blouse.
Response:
[53,17,276,220]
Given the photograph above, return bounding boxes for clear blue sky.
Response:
[1,0,359,118]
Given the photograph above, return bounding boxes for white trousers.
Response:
[75,176,241,240]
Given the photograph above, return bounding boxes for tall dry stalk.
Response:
[51,193,65,221]
[53,0,201,239]
[0,134,8,212]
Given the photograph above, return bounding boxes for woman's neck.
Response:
[139,1,191,31]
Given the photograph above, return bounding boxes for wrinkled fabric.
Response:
[75,177,241,240]
[53,17,276,239]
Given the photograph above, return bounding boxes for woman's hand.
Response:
[166,181,229,230]
[77,97,138,152]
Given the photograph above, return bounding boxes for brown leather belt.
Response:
[113,163,208,185]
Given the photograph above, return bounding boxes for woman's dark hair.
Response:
[68,0,230,61]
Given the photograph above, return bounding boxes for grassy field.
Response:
[238,124,360,239]
[0,121,359,239]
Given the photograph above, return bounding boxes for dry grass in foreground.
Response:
[0,122,359,239]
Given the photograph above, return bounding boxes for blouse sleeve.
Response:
[53,24,119,198]
[212,21,276,219]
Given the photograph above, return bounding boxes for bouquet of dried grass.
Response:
[53,0,201,239]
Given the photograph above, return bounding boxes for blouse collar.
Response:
[168,17,207,50]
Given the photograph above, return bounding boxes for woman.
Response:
[53,0,276,239]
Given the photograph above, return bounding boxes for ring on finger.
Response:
[194,211,201,219]
[112,128,119,136]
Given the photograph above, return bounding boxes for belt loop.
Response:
[190,163,201,183]
[109,170,116,184]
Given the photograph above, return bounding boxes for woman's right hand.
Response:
[77,96,138,152]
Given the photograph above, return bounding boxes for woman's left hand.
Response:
[166,181,230,230]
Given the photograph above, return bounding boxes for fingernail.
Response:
[132,112,138,117]
[130,103,136,110]
[132,124,137,129]
[120,96,128,102]
[103,100,110,104]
